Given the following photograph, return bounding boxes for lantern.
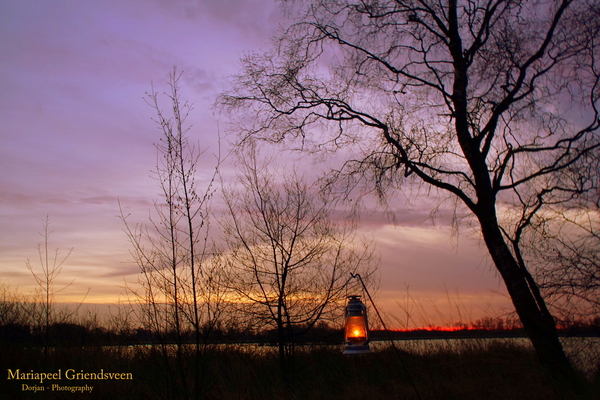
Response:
[343,295,371,354]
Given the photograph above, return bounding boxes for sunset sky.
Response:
[0,0,513,328]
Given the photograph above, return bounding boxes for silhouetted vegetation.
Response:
[2,328,599,400]
[219,0,600,394]
[2,281,599,400]
[4,313,599,349]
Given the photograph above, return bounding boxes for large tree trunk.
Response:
[477,207,586,397]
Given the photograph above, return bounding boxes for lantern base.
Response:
[343,344,371,355]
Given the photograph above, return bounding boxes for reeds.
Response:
[3,339,598,400]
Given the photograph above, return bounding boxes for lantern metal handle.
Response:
[346,273,423,400]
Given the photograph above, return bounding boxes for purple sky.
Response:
[0,0,512,328]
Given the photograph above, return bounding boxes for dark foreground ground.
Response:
[2,339,599,400]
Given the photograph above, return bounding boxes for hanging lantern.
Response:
[343,295,371,354]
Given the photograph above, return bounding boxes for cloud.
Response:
[367,223,507,322]
[80,196,118,205]
[153,0,282,43]
[0,0,513,325]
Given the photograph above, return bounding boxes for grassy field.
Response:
[2,338,598,400]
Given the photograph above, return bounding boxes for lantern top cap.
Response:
[347,295,361,300]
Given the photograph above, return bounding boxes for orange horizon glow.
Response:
[386,326,476,332]
[387,325,521,332]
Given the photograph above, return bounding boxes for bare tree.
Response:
[220,0,600,395]
[525,205,600,322]
[25,216,88,360]
[121,67,221,400]
[221,148,375,371]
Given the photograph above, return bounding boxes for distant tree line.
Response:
[2,296,598,348]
